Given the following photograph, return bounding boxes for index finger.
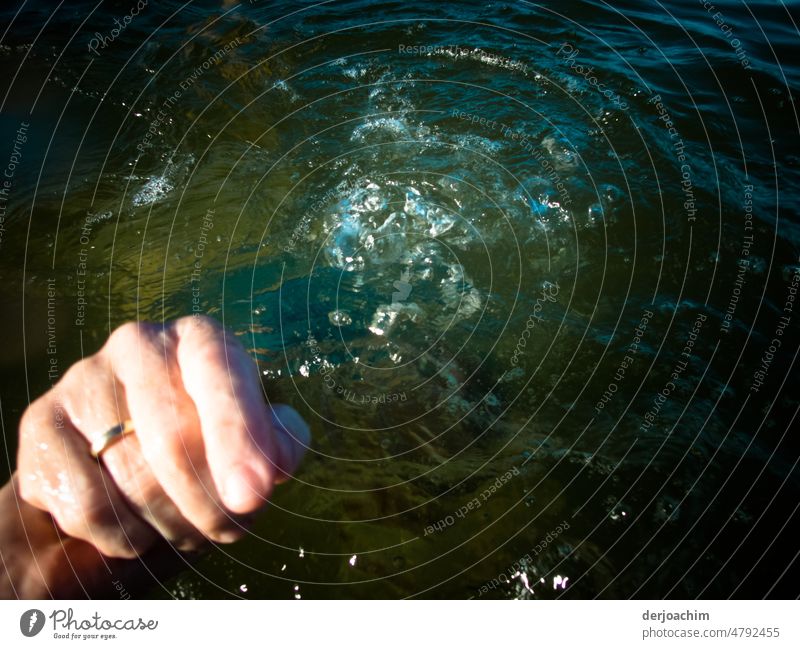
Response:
[173,316,310,514]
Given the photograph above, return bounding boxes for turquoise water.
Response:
[0,0,799,598]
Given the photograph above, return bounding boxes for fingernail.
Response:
[212,515,254,544]
[223,464,269,513]
[214,528,246,544]
[271,404,311,470]
[270,404,311,447]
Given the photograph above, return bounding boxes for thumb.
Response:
[268,404,312,484]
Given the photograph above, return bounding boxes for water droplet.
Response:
[132,176,174,207]
[609,504,630,521]
[588,203,604,224]
[328,310,353,327]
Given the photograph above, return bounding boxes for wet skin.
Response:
[1,316,310,599]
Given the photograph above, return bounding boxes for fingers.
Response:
[17,315,312,562]
[99,433,217,550]
[172,317,309,513]
[268,404,312,485]
[104,320,245,544]
[17,391,157,560]
[2,474,190,599]
[58,351,209,550]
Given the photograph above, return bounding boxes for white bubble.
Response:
[328,310,353,327]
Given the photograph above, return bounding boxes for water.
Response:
[1,0,799,598]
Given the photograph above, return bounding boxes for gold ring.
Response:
[90,419,135,458]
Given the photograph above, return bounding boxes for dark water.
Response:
[1,0,799,598]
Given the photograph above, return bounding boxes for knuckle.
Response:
[60,355,102,393]
[106,321,164,359]
[51,505,86,540]
[17,424,38,471]
[177,316,236,359]
[16,476,37,508]
[106,321,180,382]
[17,399,57,492]
[107,321,144,350]
[178,314,220,336]
[18,401,38,437]
[19,395,51,440]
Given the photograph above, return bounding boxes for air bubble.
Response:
[328,310,353,327]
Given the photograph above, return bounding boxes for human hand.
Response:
[0,475,181,599]
[15,316,310,559]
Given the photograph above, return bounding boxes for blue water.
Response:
[0,0,798,598]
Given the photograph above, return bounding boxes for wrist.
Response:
[0,474,105,598]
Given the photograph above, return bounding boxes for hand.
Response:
[15,316,310,559]
[0,475,180,599]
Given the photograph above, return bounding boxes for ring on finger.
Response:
[90,419,135,458]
